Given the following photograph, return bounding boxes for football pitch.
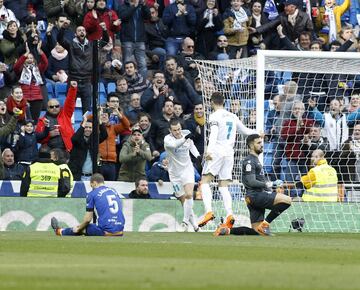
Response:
[1,232,360,290]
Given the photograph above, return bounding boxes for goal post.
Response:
[194,50,360,233]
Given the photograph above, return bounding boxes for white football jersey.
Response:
[164,130,199,177]
[207,108,256,156]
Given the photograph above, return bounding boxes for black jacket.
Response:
[68,124,108,180]
[145,19,168,50]
[128,189,151,199]
[3,163,25,180]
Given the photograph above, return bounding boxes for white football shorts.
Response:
[202,153,234,180]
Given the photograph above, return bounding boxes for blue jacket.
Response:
[15,129,49,163]
[118,1,151,42]
[162,2,196,38]
[147,162,170,182]
[45,53,69,80]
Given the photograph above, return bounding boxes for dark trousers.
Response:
[100,162,116,181]
[77,81,93,114]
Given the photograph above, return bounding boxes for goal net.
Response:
[195,50,360,233]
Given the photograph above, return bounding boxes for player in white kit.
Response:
[164,118,202,232]
[198,92,257,228]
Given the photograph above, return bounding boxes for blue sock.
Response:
[61,227,79,236]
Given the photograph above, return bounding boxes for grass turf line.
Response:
[1,232,360,290]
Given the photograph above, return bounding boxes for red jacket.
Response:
[281,118,315,160]
[35,86,77,152]
[83,9,121,41]
[13,53,48,102]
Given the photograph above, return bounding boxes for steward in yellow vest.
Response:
[20,150,71,197]
[301,149,338,202]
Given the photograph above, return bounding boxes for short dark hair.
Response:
[246,134,261,148]
[163,98,174,107]
[107,92,119,102]
[169,117,182,127]
[137,112,151,122]
[90,173,105,184]
[210,92,224,105]
[135,177,147,188]
[153,70,164,77]
[124,60,137,69]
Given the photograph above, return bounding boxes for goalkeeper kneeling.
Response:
[215,134,292,236]
[297,149,338,202]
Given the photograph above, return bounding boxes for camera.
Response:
[104,108,113,114]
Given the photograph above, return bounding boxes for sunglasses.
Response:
[49,105,60,109]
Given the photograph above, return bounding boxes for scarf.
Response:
[51,47,68,61]
[194,114,205,126]
[19,64,43,86]
[231,7,248,31]
[263,0,278,21]
[6,95,27,121]
[204,9,214,28]
[252,13,261,27]
[288,9,298,27]
[325,6,337,42]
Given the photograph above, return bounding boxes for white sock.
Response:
[183,198,193,224]
[219,187,233,217]
[187,200,199,230]
[201,183,213,213]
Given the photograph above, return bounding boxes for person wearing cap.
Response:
[118,126,152,182]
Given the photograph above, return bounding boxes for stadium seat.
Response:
[46,83,55,99]
[99,82,107,105]
[54,83,68,99]
[74,108,83,123]
[107,82,116,93]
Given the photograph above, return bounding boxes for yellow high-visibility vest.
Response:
[28,162,61,197]
[302,163,338,202]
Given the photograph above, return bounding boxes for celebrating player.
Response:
[241,134,291,236]
[164,118,201,232]
[51,173,125,236]
[198,92,257,228]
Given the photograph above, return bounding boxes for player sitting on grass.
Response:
[198,91,257,229]
[164,118,201,232]
[215,134,291,236]
[51,173,125,236]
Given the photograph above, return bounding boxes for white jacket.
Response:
[322,113,348,150]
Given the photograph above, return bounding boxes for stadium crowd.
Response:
[0,0,359,197]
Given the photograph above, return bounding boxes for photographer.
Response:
[118,127,152,182]
[141,70,175,121]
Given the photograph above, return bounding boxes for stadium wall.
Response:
[1,198,360,233]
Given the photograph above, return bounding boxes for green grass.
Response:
[1,232,360,290]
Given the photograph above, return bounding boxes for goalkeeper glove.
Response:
[273,179,284,188]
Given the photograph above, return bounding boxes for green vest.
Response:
[303,163,338,202]
[28,162,61,197]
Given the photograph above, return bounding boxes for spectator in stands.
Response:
[164,56,201,115]
[0,0,19,40]
[45,42,69,86]
[223,0,252,58]
[281,100,315,184]
[338,25,358,52]
[74,0,96,27]
[339,123,360,183]
[185,101,205,156]
[147,151,170,183]
[83,0,121,41]
[346,94,360,113]
[50,147,73,196]
[36,81,77,152]
[20,147,70,197]
[99,108,130,181]
[300,125,330,170]
[6,86,30,123]
[125,93,144,125]
[265,94,281,141]
[118,0,151,79]
[149,99,175,156]
[44,0,77,29]
[173,102,184,119]
[144,5,168,71]
[314,0,350,44]
[0,21,24,65]
[244,109,257,130]
[208,35,234,60]
[123,60,150,95]
[0,107,20,179]
[15,119,49,166]
[299,149,338,202]
[162,0,197,56]
[114,77,131,111]
[99,45,122,87]
[13,42,48,123]
[69,115,108,181]
[277,26,312,51]
[310,40,323,51]
[44,14,74,56]
[4,0,28,27]
[106,93,123,125]
[0,100,18,151]
[177,37,204,79]
[118,126,152,182]
[280,0,313,43]
[195,0,223,59]
[141,70,175,120]
[128,177,151,199]
[2,148,24,180]
[136,112,152,151]
[57,25,108,114]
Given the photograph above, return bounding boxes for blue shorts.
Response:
[85,224,124,236]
